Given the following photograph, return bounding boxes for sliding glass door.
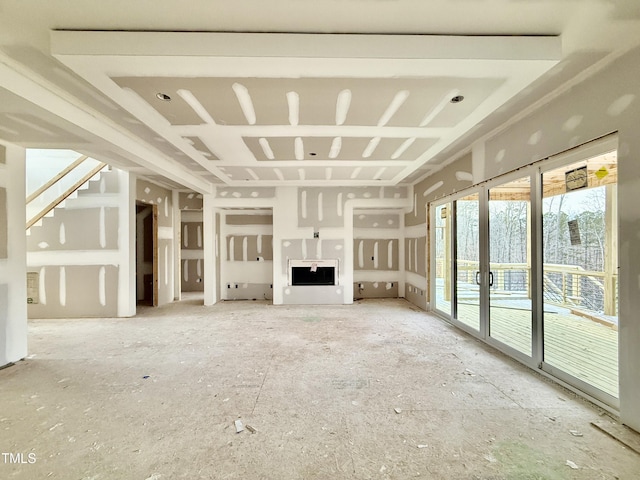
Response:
[488,176,533,357]
[455,193,481,332]
[434,203,452,316]
[430,137,619,407]
[541,150,619,402]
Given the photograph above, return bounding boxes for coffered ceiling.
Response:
[1,0,640,192]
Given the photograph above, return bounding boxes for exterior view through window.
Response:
[431,139,619,406]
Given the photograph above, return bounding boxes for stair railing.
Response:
[26,156,107,229]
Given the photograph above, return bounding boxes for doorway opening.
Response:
[136,202,158,306]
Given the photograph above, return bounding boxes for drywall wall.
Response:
[181,210,204,292]
[404,154,474,310]
[27,167,134,318]
[137,179,175,306]
[178,191,203,296]
[353,210,401,299]
[415,46,640,431]
[179,191,203,211]
[0,142,27,366]
[204,185,411,306]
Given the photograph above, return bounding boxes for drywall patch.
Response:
[179,192,203,210]
[528,130,542,145]
[59,266,66,307]
[423,181,444,197]
[216,187,276,199]
[59,222,66,245]
[455,171,473,182]
[562,115,583,131]
[98,266,106,306]
[607,94,635,117]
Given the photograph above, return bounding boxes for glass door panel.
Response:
[455,193,480,331]
[434,203,452,316]
[542,151,618,399]
[488,177,532,356]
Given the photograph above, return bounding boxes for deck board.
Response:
[438,301,619,398]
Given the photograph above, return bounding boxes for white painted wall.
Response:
[0,142,27,366]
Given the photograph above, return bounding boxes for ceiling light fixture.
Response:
[156,92,171,101]
[450,95,465,103]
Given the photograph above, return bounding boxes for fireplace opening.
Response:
[291,266,335,286]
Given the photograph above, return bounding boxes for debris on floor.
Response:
[234,419,244,433]
[569,430,583,437]
[394,408,402,414]
[246,425,256,434]
[566,460,579,469]
[417,444,428,449]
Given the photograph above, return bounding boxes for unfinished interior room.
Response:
[1,1,640,478]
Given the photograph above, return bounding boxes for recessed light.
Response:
[450,95,464,103]
[156,93,172,101]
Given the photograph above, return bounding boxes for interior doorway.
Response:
[136,202,158,306]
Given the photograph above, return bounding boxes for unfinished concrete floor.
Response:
[1,298,639,479]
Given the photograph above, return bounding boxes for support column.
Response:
[203,194,217,306]
[0,143,27,365]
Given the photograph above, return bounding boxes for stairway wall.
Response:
[26,168,134,318]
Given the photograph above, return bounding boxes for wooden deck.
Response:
[440,301,619,398]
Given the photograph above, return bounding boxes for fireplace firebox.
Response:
[288,259,338,286]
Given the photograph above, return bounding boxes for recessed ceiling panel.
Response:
[244,136,439,161]
[115,76,506,128]
[55,32,562,187]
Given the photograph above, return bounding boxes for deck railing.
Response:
[439,259,617,315]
